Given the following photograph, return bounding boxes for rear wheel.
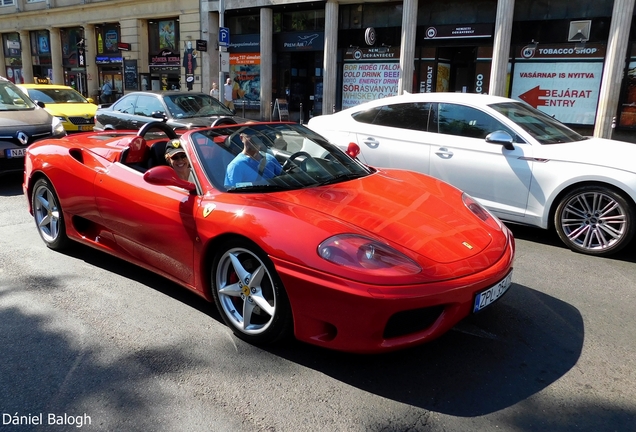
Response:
[211,239,292,345]
[32,178,69,250]
[554,185,635,256]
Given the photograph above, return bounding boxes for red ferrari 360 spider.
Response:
[23,121,515,353]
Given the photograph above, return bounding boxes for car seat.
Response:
[147,140,170,168]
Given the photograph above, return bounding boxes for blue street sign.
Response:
[219,27,230,47]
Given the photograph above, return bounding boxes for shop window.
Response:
[227,15,260,35]
[1,0,15,5]
[281,10,325,32]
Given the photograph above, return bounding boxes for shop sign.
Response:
[229,34,259,53]
[149,49,180,66]
[96,56,123,65]
[424,23,492,40]
[276,32,324,52]
[511,61,602,125]
[344,47,399,61]
[516,43,605,60]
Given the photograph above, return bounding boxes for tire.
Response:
[31,178,70,250]
[211,239,292,345]
[554,185,635,256]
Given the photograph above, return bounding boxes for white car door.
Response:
[427,102,534,219]
[349,102,433,174]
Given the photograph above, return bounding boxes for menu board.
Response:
[124,60,139,91]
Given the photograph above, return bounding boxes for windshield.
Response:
[490,101,586,144]
[164,94,234,119]
[0,81,36,111]
[26,88,88,104]
[190,123,372,192]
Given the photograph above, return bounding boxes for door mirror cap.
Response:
[486,130,515,150]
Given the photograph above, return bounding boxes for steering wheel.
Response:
[137,121,178,139]
[283,151,314,172]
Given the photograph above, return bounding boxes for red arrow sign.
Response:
[518,85,550,108]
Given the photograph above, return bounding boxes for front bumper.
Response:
[273,236,515,354]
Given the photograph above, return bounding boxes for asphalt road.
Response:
[1,171,635,432]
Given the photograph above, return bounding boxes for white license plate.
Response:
[5,148,26,158]
[473,271,513,312]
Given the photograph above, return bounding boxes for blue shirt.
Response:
[224,152,282,188]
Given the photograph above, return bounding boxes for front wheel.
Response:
[31,178,70,250]
[554,185,635,256]
[211,239,292,345]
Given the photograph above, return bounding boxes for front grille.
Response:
[383,305,445,339]
[68,117,95,125]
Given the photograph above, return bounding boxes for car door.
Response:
[99,95,138,129]
[350,102,433,173]
[131,94,168,129]
[93,160,198,285]
[427,102,534,219]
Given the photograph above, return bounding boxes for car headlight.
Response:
[56,116,68,123]
[318,234,421,277]
[462,193,502,230]
[51,116,66,136]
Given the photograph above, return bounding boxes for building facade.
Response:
[1,0,635,140]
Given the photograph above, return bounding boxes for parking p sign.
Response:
[219,27,230,47]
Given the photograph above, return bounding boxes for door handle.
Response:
[435,147,453,159]
[363,137,380,149]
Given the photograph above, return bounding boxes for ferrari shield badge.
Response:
[203,203,216,218]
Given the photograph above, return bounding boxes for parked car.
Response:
[17,83,97,132]
[94,91,243,132]
[0,77,66,175]
[23,121,514,353]
[308,92,636,257]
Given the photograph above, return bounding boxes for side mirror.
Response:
[151,111,168,122]
[346,142,361,159]
[143,165,196,192]
[486,130,515,150]
[35,100,46,108]
[86,97,95,104]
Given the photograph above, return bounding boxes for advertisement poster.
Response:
[230,53,260,107]
[159,21,176,51]
[511,62,602,125]
[342,48,400,109]
[342,62,400,109]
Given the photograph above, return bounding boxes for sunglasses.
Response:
[170,153,187,161]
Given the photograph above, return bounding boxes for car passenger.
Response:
[165,139,191,181]
[224,132,282,188]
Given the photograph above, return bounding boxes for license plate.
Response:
[473,270,513,312]
[5,148,26,158]
[79,125,93,131]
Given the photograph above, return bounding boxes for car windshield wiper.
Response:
[226,183,291,193]
[315,172,365,186]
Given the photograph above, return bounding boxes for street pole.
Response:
[218,0,225,94]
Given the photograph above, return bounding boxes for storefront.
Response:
[31,30,52,81]
[3,32,23,84]
[61,27,88,96]
[148,19,181,91]
[95,24,123,101]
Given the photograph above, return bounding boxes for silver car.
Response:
[0,77,66,175]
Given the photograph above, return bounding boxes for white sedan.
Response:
[308,92,636,257]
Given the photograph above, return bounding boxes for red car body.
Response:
[23,122,514,353]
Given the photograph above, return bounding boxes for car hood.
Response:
[277,169,496,264]
[0,107,52,128]
[44,103,97,118]
[537,137,636,173]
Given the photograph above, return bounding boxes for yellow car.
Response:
[17,84,97,132]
